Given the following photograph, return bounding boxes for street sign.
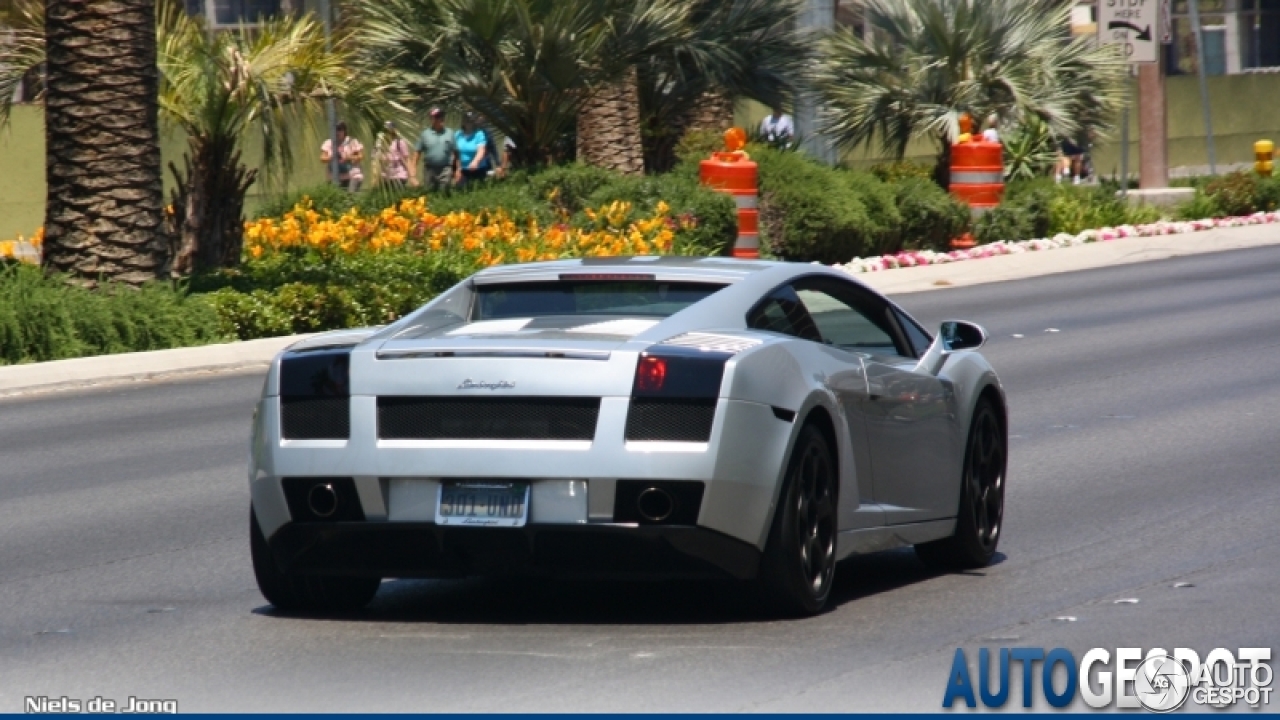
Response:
[1099,0,1159,64]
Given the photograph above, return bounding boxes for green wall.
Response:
[737,72,1280,176]
[1090,73,1280,179]
[0,109,335,239]
[4,72,1279,239]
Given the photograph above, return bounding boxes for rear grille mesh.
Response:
[281,396,350,440]
[625,399,716,442]
[378,397,600,441]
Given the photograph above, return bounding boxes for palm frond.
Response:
[157,1,400,180]
[0,0,45,126]
[814,0,1128,160]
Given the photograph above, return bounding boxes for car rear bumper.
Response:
[266,522,762,581]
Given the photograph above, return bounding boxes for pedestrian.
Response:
[759,105,794,148]
[496,136,516,179]
[373,121,412,189]
[1057,136,1086,185]
[981,114,1000,143]
[411,108,456,191]
[454,112,491,187]
[320,121,364,192]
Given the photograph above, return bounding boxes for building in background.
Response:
[1066,0,1278,75]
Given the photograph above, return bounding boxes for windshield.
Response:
[474,281,724,320]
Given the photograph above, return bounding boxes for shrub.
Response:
[753,145,890,263]
[892,176,971,251]
[1204,171,1262,217]
[1001,117,1058,182]
[674,129,727,167]
[255,183,358,219]
[1046,185,1131,235]
[842,171,902,255]
[868,160,934,185]
[1173,191,1222,221]
[527,164,620,214]
[972,204,1035,245]
[1254,175,1280,212]
[0,263,226,364]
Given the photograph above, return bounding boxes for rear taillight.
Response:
[635,356,668,393]
[630,349,730,399]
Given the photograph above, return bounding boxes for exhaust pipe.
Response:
[636,487,675,523]
[308,483,339,519]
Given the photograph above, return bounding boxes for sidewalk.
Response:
[854,222,1280,295]
[2,223,1277,396]
[0,335,306,397]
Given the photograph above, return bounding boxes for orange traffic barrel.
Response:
[700,151,759,258]
[950,141,1004,216]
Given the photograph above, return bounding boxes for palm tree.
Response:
[351,0,690,173]
[572,0,692,175]
[1,0,167,286]
[814,0,1127,183]
[636,0,809,172]
[158,3,397,273]
[3,2,396,277]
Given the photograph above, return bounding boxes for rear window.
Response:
[474,281,724,320]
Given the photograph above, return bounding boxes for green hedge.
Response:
[753,145,969,262]
[974,179,1162,244]
[0,263,227,365]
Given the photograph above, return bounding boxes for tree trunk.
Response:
[576,66,645,176]
[683,89,734,136]
[169,136,257,276]
[43,0,167,286]
[642,89,734,174]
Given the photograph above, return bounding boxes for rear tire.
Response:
[250,508,380,613]
[915,398,1005,570]
[759,424,838,616]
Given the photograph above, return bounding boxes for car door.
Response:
[746,284,880,532]
[789,276,960,525]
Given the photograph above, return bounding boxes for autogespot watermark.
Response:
[23,696,177,714]
[943,647,1273,711]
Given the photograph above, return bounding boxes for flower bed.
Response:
[244,196,683,263]
[834,211,1280,274]
[0,228,43,264]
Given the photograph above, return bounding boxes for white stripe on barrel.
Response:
[949,169,1004,184]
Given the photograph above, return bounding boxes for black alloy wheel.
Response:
[760,424,838,616]
[915,398,1006,569]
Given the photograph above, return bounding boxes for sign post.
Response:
[1100,0,1165,191]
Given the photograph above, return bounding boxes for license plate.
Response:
[436,482,530,527]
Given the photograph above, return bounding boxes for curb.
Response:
[4,221,1279,397]
[853,221,1280,296]
[0,334,310,397]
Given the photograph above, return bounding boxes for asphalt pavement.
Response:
[2,245,1279,711]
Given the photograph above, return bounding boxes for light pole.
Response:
[1186,0,1217,174]
[795,0,836,165]
[320,0,340,186]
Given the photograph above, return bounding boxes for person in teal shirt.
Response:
[411,108,456,191]
[454,112,490,187]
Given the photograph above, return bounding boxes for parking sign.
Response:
[1099,0,1159,64]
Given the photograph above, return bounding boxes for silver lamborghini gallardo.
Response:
[248,257,1007,616]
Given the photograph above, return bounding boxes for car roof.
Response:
[471,256,785,285]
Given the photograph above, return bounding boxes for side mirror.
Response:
[940,320,987,352]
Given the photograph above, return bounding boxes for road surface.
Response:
[2,246,1278,711]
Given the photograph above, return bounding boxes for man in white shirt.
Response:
[759,106,794,147]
